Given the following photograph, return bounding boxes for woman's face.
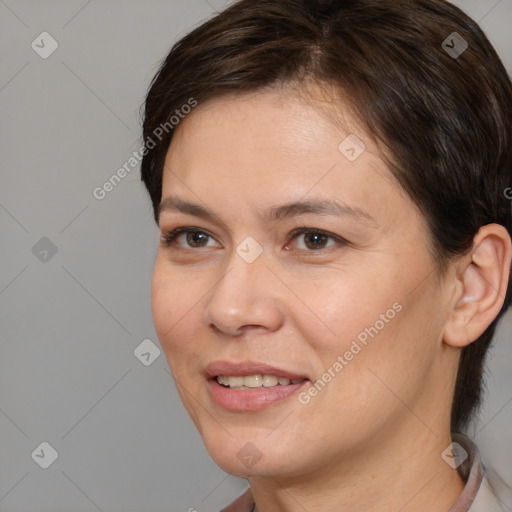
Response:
[151,87,457,478]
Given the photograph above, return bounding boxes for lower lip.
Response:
[208,378,308,411]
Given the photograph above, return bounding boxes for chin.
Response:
[205,435,308,480]
[211,455,280,479]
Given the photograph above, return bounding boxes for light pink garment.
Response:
[219,434,510,512]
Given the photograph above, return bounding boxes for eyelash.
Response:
[159,226,347,252]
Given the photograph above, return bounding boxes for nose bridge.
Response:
[203,241,282,334]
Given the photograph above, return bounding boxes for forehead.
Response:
[169,84,378,153]
[160,86,412,230]
[165,87,373,176]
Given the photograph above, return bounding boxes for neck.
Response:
[248,419,465,512]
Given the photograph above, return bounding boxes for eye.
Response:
[287,227,345,251]
[160,227,218,249]
[160,226,347,252]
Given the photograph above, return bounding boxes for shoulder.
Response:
[470,466,512,512]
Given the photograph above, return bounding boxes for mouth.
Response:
[205,361,310,411]
[216,374,306,389]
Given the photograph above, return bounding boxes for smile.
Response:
[216,374,306,389]
[208,377,309,411]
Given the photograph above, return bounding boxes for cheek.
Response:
[290,269,397,359]
[150,261,202,357]
[293,266,432,403]
[151,265,174,341]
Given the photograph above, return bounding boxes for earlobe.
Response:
[443,224,512,348]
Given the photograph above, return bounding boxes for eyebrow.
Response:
[158,196,378,227]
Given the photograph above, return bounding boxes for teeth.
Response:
[262,375,278,387]
[217,375,243,387]
[244,375,262,388]
[216,374,304,389]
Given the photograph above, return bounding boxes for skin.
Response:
[151,84,511,512]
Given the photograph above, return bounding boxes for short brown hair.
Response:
[140,0,512,432]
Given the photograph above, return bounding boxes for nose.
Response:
[202,246,284,337]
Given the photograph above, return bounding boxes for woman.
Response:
[140,1,512,510]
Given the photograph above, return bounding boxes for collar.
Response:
[449,432,484,511]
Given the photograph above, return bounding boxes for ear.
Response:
[443,223,512,348]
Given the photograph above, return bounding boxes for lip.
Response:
[205,360,310,412]
[208,379,308,411]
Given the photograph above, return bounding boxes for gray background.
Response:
[0,1,511,511]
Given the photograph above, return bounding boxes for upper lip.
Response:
[205,360,309,381]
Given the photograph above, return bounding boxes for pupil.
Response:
[188,232,207,246]
[306,233,326,249]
